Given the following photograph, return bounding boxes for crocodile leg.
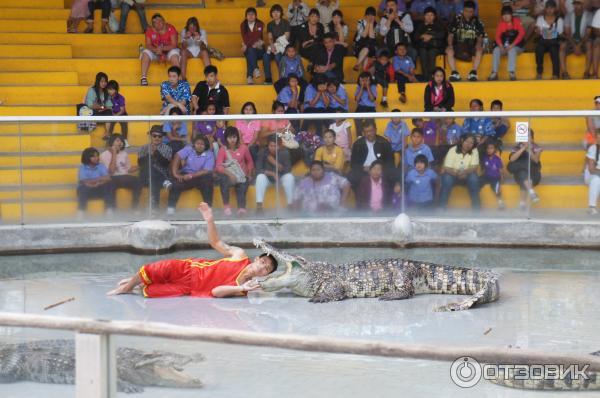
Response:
[309,280,346,303]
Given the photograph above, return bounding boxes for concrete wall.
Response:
[1,216,600,254]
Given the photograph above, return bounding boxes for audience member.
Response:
[511,0,536,46]
[261,101,292,147]
[192,65,230,114]
[349,120,394,189]
[354,72,378,123]
[288,0,310,46]
[405,154,438,208]
[353,7,379,72]
[266,4,291,72]
[316,0,339,27]
[293,161,350,212]
[168,135,215,214]
[85,0,110,33]
[100,134,141,210]
[490,99,510,139]
[480,139,506,209]
[85,72,112,139]
[329,112,353,160]
[439,134,481,209]
[393,43,418,104]
[415,7,446,82]
[314,129,346,172]
[137,126,173,211]
[328,10,349,47]
[312,32,346,81]
[297,121,323,165]
[384,110,410,153]
[379,0,416,59]
[462,99,495,139]
[535,0,563,79]
[255,135,296,213]
[275,45,307,93]
[77,147,115,218]
[404,128,435,171]
[140,14,180,86]
[163,107,188,153]
[299,8,325,60]
[241,7,272,84]
[67,0,89,33]
[106,80,128,146]
[194,102,220,157]
[235,102,262,159]
[446,1,485,81]
[489,6,525,81]
[118,0,148,34]
[424,67,455,111]
[560,0,593,79]
[215,127,254,217]
[327,79,349,111]
[277,74,304,114]
[180,17,210,82]
[356,160,394,211]
[373,50,393,107]
[585,129,600,214]
[160,66,191,115]
[507,130,542,209]
[441,117,463,145]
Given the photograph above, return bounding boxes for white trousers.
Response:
[255,173,295,205]
[588,174,600,207]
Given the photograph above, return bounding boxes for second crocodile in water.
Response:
[254,239,500,311]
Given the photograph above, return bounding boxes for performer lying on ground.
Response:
[107,202,278,298]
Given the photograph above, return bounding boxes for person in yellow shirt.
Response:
[314,129,345,173]
[439,133,480,210]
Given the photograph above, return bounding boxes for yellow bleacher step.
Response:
[0,8,69,19]
[0,0,63,8]
[0,20,66,33]
[0,154,81,168]
[0,44,72,58]
[0,123,79,134]
[0,106,74,116]
[0,71,78,85]
[0,135,90,152]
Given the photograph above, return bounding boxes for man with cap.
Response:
[560,0,594,79]
[137,125,173,211]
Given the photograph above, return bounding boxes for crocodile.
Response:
[253,239,500,311]
[0,339,203,393]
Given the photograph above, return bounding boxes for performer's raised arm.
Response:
[197,202,246,260]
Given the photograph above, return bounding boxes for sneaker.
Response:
[529,191,540,203]
[509,71,516,81]
[588,207,598,215]
[166,207,175,216]
[162,180,172,190]
[467,70,478,81]
[140,76,148,86]
[264,77,273,84]
[498,199,505,210]
[380,100,388,108]
[223,206,232,217]
[253,68,261,79]
[237,208,247,217]
[399,93,407,103]
[535,73,542,80]
[247,76,254,84]
[449,71,461,81]
[487,72,498,81]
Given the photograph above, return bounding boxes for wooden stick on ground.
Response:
[43,297,75,311]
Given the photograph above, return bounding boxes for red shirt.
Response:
[241,20,265,47]
[146,23,178,48]
[495,17,525,47]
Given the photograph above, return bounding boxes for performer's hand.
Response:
[197,202,213,222]
[241,279,260,292]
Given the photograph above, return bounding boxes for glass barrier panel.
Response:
[0,122,24,225]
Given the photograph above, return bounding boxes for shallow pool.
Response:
[1,247,599,397]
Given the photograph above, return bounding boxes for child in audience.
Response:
[329,112,352,160]
[275,45,307,93]
[314,129,346,173]
[405,154,438,208]
[490,99,510,139]
[297,121,323,165]
[392,43,418,103]
[480,139,506,209]
[194,102,220,157]
[404,128,434,172]
[372,50,394,107]
[277,74,304,114]
[441,117,463,145]
[384,109,410,154]
[326,79,348,112]
[354,72,378,133]
[106,80,128,146]
[163,107,189,153]
[235,101,262,159]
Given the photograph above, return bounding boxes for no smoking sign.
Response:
[515,121,529,143]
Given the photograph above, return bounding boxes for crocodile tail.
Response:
[434,268,500,312]
[488,366,600,390]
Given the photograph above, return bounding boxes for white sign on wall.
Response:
[515,122,529,143]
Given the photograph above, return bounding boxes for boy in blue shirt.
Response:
[354,71,378,134]
[405,154,438,208]
[392,43,417,103]
[404,127,434,171]
[384,109,410,153]
[77,147,116,218]
[274,45,307,93]
[163,107,189,153]
[462,98,495,137]
[490,99,509,139]
[442,117,463,145]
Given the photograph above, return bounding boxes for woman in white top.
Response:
[180,17,210,81]
[534,0,563,79]
[585,129,600,214]
[100,134,141,209]
[327,9,348,47]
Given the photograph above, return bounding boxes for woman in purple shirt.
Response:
[167,135,215,215]
[77,147,116,219]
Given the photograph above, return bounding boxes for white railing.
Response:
[1,311,599,397]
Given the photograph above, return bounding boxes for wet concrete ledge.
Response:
[1,216,599,255]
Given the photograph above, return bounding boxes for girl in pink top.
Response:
[235,102,261,158]
[329,113,352,161]
[68,0,90,33]
[261,101,292,145]
[215,126,254,217]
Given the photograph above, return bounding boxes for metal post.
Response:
[526,117,531,220]
[75,332,114,398]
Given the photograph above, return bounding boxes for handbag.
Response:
[277,124,299,149]
[76,104,96,132]
[223,149,247,184]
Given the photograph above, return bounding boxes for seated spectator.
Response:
[585,129,600,214]
[163,107,188,153]
[384,109,410,153]
[404,128,434,172]
[591,9,600,79]
[405,154,438,208]
[118,0,148,34]
[293,161,350,212]
[585,96,600,147]
[415,7,446,82]
[410,0,436,23]
[287,0,309,47]
[462,99,495,139]
[393,43,418,104]
[277,74,304,114]
[441,117,463,145]
[160,66,191,115]
[84,72,112,140]
[412,117,439,147]
[378,0,407,14]
[490,99,510,139]
[349,120,394,190]
[424,67,455,112]
[215,127,254,217]
[439,134,481,210]
[326,79,348,111]
[354,72,378,133]
[100,134,141,210]
[507,130,543,209]
[241,7,272,84]
[480,139,506,210]
[356,160,393,211]
[316,0,338,27]
[255,135,296,214]
[297,121,323,165]
[77,147,115,218]
[511,0,536,46]
[261,102,293,149]
[192,65,230,115]
[329,113,352,160]
[303,75,332,132]
[560,0,593,79]
[446,1,485,82]
[489,6,525,81]
[235,102,262,159]
[137,126,173,211]
[194,102,220,157]
[106,80,128,146]
[67,0,89,33]
[266,4,291,72]
[373,50,393,107]
[85,0,110,33]
[167,135,215,215]
[328,10,348,47]
[312,32,346,82]
[275,46,307,93]
[180,17,210,82]
[353,7,379,72]
[379,0,416,59]
[314,129,345,173]
[535,0,563,79]
[299,8,325,61]
[140,14,180,86]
